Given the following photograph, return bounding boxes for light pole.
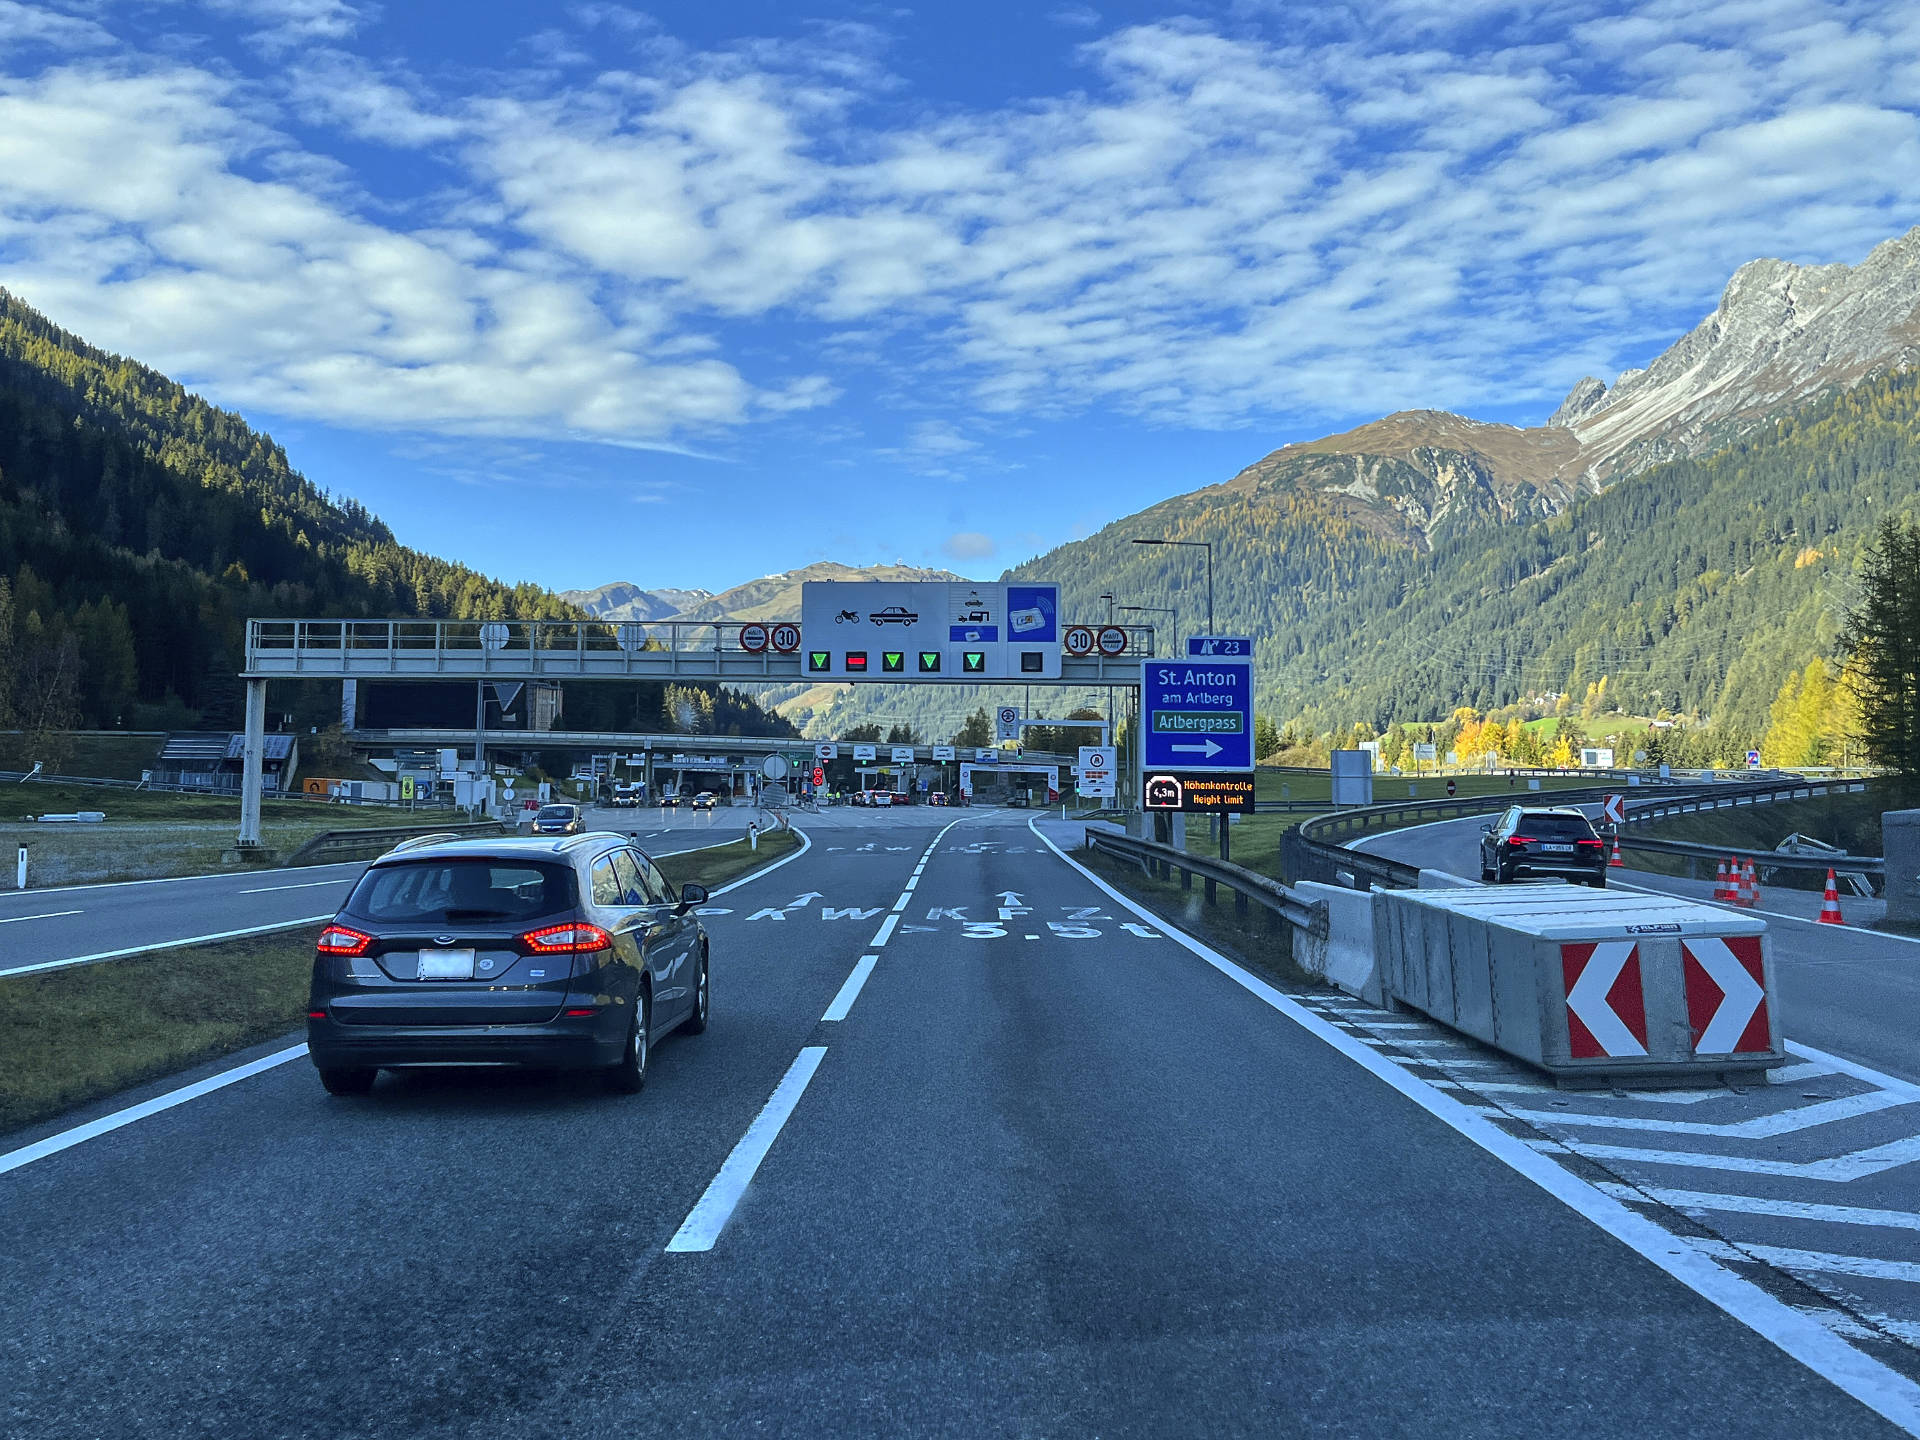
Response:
[1118,604,1178,657]
[1099,591,1115,623]
[1131,538,1213,639]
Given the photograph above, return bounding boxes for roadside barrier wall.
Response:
[1373,886,1780,1082]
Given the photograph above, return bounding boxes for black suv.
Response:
[306,834,710,1096]
[1479,806,1608,887]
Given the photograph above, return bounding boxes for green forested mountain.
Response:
[1012,370,1920,758]
[0,290,791,742]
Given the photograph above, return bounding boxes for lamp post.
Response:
[1098,591,1115,623]
[1131,538,1213,639]
[1118,604,1178,657]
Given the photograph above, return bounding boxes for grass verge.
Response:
[0,931,313,1136]
[1075,840,1316,991]
[3,780,426,887]
[658,827,801,892]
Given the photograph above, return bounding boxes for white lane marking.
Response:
[1618,1186,1920,1234]
[1028,816,1920,1434]
[0,859,366,901]
[1772,1061,1841,1084]
[890,892,911,913]
[1608,876,1920,946]
[238,878,352,894]
[0,1044,309,1178]
[1566,1136,1920,1182]
[0,915,335,980]
[1504,1091,1914,1138]
[869,914,899,947]
[0,910,82,925]
[666,1047,828,1253]
[709,825,813,897]
[1788,1041,1920,1104]
[1747,1247,1920,1285]
[822,958,878,1022]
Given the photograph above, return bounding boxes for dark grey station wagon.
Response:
[306,834,710,1096]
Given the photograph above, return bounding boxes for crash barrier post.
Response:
[1373,886,1781,1084]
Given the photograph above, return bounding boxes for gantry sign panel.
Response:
[799,581,1061,682]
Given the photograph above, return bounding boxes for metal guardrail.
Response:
[1085,827,1326,934]
[1280,778,1834,891]
[285,820,507,867]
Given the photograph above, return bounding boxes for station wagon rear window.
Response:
[1514,814,1597,837]
[345,860,575,924]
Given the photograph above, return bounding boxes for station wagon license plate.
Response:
[1541,843,1575,854]
[416,948,476,980]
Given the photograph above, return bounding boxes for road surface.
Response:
[1,809,1910,1438]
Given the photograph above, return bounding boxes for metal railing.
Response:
[1086,827,1326,934]
[285,819,507,867]
[245,617,1159,683]
[1281,775,1880,892]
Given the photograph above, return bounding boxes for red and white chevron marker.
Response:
[1683,936,1770,1054]
[1561,941,1648,1058]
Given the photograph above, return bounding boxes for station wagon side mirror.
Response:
[678,883,709,913]
[1480,822,1494,833]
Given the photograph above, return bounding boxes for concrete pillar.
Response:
[239,678,267,847]
[340,678,357,732]
[1885,809,1920,927]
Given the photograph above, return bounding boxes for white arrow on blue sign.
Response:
[1141,658,1253,772]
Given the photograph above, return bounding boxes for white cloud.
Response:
[3,0,1920,450]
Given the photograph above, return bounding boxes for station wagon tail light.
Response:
[521,923,613,954]
[316,925,373,956]
[1576,838,1604,848]
[1505,835,1534,847]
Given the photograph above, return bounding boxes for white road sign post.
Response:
[1602,793,1626,826]
[995,706,1021,742]
[815,743,838,761]
[853,744,877,763]
[932,745,956,762]
[890,746,915,765]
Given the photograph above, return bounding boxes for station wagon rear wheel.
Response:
[683,952,710,1036]
[606,990,650,1094]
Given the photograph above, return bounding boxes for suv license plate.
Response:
[417,948,476,980]
[1542,843,1575,854]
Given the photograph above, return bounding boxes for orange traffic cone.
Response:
[1610,835,1625,868]
[1713,857,1731,900]
[1818,869,1845,926]
[1732,860,1751,907]
[1741,859,1761,908]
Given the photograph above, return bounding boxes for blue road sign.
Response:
[1186,635,1254,658]
[1141,658,1253,772]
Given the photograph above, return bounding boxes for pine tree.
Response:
[1842,518,1920,780]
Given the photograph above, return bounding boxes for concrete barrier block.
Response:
[1294,880,1386,1006]
[1886,809,1920,926]
[1419,868,1480,889]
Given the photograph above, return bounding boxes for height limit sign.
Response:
[1141,658,1253,772]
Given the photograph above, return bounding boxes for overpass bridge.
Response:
[236,617,1153,844]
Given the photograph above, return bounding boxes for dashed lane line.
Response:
[822,958,878,1022]
[665,1047,829,1253]
[0,910,81,925]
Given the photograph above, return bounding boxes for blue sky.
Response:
[3,1,1919,595]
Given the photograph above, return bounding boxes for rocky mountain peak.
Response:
[1562,225,1920,480]
[1548,377,1607,427]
